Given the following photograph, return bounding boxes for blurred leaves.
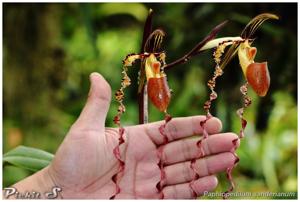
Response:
[3,166,31,188]
[96,3,148,22]
[3,146,53,172]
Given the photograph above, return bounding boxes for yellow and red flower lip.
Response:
[246,62,270,97]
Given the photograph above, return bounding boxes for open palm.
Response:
[47,73,238,199]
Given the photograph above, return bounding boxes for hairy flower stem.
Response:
[138,9,153,125]
[156,113,172,199]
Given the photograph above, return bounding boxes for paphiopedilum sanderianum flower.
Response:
[207,13,279,97]
[145,53,171,112]
[238,40,270,96]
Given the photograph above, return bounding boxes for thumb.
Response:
[74,72,111,130]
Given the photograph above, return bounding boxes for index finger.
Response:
[144,115,222,145]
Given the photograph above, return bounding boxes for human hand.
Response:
[12,73,239,199]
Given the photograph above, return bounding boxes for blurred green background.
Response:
[3,3,297,199]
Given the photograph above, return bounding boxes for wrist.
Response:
[40,166,63,199]
[3,166,62,199]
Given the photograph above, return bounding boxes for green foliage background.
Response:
[3,3,297,199]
